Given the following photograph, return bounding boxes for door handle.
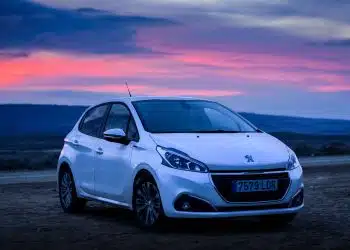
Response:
[96,147,104,155]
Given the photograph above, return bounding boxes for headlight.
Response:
[287,150,300,170]
[156,146,208,173]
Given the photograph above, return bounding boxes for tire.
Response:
[58,168,86,213]
[133,174,164,229]
[260,213,297,227]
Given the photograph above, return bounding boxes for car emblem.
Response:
[245,155,254,163]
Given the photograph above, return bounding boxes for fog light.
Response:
[174,194,215,212]
[182,202,191,211]
[290,188,304,207]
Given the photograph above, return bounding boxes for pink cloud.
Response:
[311,85,350,92]
[20,82,241,97]
[135,26,350,92]
[1,39,349,96]
[0,52,197,87]
[86,84,242,96]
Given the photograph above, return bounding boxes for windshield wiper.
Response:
[193,129,241,133]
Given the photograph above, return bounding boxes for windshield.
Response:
[132,100,258,133]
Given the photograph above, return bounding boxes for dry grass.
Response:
[0,150,60,171]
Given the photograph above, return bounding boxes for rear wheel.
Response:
[260,213,297,227]
[59,168,86,213]
[133,175,164,228]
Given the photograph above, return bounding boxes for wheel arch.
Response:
[131,166,160,210]
[57,160,73,190]
[58,161,71,176]
[133,169,155,186]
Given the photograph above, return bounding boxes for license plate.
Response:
[233,179,278,193]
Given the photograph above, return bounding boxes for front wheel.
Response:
[260,213,297,227]
[133,175,164,228]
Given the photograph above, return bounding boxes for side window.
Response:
[127,118,139,141]
[79,104,109,137]
[104,104,139,141]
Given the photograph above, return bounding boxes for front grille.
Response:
[209,168,286,174]
[211,172,290,202]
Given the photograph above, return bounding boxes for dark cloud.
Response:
[287,0,350,23]
[75,8,109,14]
[0,51,30,59]
[307,39,350,47]
[0,0,175,56]
[323,39,350,47]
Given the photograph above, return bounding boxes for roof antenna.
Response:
[125,81,132,97]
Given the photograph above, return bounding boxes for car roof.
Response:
[90,96,212,107]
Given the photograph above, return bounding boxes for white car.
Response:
[57,96,304,228]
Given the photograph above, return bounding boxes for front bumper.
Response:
[155,165,304,218]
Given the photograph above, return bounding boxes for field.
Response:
[0,150,60,171]
[1,166,350,250]
[1,134,350,172]
[1,104,350,172]
[0,136,62,171]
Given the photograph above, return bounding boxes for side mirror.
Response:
[103,128,130,144]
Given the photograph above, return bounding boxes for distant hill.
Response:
[0,104,349,136]
[0,104,87,136]
[240,112,350,135]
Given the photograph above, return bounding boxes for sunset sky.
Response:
[0,0,349,119]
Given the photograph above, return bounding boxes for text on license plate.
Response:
[233,179,278,193]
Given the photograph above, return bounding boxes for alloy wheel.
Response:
[60,172,73,208]
[134,181,162,227]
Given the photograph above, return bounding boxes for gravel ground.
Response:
[0,166,349,250]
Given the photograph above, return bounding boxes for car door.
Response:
[93,103,139,202]
[72,104,109,195]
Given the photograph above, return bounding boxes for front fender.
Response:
[127,163,162,209]
[56,154,74,189]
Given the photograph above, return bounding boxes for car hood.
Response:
[149,132,290,171]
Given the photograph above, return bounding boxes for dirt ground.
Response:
[1,166,350,250]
